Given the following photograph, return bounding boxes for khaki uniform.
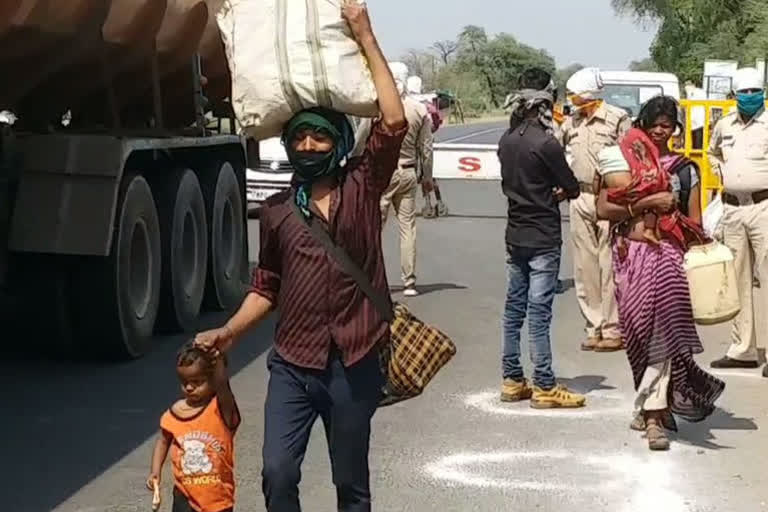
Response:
[708,109,768,362]
[560,102,631,341]
[356,96,432,288]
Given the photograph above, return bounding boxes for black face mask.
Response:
[288,150,335,181]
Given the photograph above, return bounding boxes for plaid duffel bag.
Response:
[378,302,456,406]
[291,199,457,407]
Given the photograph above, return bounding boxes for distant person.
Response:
[596,96,724,451]
[147,342,240,512]
[194,4,408,510]
[357,62,434,296]
[708,67,768,377]
[560,67,631,352]
[411,81,448,219]
[497,79,586,409]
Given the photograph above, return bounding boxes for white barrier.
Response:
[433,143,501,180]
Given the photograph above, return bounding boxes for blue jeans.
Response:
[261,348,383,512]
[502,245,561,390]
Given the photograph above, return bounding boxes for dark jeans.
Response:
[502,245,561,390]
[262,347,383,512]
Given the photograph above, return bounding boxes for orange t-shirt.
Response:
[160,398,237,512]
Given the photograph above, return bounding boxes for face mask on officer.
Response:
[736,89,765,117]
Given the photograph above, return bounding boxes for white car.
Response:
[246,136,292,214]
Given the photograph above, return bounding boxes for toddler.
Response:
[147,342,240,512]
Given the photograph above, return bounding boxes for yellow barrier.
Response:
[675,99,768,209]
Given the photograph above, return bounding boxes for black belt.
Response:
[579,182,595,194]
[722,190,768,206]
[400,163,416,169]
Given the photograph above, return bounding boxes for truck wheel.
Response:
[201,161,246,310]
[101,174,162,358]
[156,168,209,332]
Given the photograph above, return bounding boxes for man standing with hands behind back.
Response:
[560,67,631,353]
[194,2,408,510]
[708,67,768,377]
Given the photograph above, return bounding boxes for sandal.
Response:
[645,421,670,451]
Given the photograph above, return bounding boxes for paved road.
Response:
[4,181,766,512]
[436,121,507,145]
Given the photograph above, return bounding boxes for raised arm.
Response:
[343,2,405,132]
[213,356,241,431]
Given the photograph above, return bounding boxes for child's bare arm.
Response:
[147,430,172,489]
[214,357,241,430]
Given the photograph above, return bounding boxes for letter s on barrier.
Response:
[458,156,482,173]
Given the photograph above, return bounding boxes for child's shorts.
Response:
[173,487,233,512]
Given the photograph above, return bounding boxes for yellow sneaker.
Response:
[531,384,586,409]
[500,378,533,402]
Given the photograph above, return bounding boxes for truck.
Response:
[0,0,252,358]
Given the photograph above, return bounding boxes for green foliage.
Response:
[402,25,557,115]
[613,0,768,83]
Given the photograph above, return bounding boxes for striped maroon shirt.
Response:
[251,120,407,369]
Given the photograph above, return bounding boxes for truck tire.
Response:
[101,174,162,358]
[201,161,246,310]
[156,168,209,332]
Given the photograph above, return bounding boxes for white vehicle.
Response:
[598,71,681,118]
[246,136,292,213]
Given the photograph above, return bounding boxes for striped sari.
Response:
[612,152,724,423]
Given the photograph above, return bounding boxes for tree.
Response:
[458,25,498,106]
[628,57,659,71]
[611,0,761,82]
[431,40,459,65]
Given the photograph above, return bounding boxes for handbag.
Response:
[290,200,456,407]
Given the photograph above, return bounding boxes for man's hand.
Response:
[553,187,567,202]
[421,178,434,193]
[194,326,234,355]
[342,1,373,44]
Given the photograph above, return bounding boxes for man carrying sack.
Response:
[194,3,453,511]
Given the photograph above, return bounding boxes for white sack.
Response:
[217,0,380,141]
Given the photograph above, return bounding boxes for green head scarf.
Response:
[281,107,355,217]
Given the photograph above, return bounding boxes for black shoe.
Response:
[710,356,759,369]
[763,365,768,378]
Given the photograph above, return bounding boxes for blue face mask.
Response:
[736,91,765,117]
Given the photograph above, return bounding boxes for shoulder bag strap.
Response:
[289,199,394,322]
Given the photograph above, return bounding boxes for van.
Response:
[598,71,681,118]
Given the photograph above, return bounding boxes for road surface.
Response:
[436,121,507,145]
[3,181,766,512]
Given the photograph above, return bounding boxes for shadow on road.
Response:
[1,310,276,512]
[674,408,759,451]
[558,375,616,394]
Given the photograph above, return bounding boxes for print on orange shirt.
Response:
[161,398,236,512]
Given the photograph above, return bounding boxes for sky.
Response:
[368,0,657,70]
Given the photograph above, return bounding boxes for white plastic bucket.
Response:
[683,242,741,325]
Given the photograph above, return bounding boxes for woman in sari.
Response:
[595,95,725,451]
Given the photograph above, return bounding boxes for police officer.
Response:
[708,67,768,377]
[560,68,631,352]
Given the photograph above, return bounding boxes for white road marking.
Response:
[710,369,765,379]
[425,450,689,512]
[440,127,505,144]
[464,389,629,418]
